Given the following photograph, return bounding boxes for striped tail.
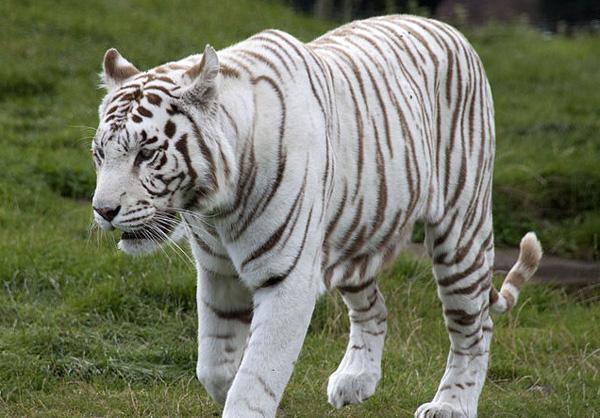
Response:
[490,232,543,314]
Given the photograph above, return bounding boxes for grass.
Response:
[0,0,599,417]
[473,23,600,260]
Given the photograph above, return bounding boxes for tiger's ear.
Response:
[182,44,220,106]
[101,48,140,91]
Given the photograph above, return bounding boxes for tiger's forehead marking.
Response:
[102,71,183,129]
[94,123,170,156]
[96,68,188,153]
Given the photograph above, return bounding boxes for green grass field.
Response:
[1,0,599,416]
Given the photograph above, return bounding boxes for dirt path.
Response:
[407,244,600,287]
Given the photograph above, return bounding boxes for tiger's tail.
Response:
[490,232,543,314]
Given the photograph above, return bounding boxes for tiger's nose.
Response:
[94,205,121,222]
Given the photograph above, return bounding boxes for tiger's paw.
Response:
[196,364,235,405]
[415,401,468,418]
[327,370,379,408]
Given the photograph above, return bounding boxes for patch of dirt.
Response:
[407,244,600,287]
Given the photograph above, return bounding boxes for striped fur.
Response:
[91,15,542,418]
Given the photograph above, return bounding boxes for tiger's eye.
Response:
[139,148,155,160]
[135,148,157,166]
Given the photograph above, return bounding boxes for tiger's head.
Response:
[91,46,233,255]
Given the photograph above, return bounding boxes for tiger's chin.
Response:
[118,237,162,256]
[117,221,187,256]
[116,212,184,256]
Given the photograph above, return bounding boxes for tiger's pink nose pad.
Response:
[94,205,121,222]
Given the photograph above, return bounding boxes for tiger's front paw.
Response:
[415,401,468,418]
[196,365,235,405]
[327,370,379,408]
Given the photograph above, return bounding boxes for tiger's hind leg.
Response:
[327,277,388,408]
[416,213,494,418]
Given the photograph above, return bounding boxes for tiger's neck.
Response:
[197,75,255,215]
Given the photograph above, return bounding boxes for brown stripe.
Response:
[175,133,198,183]
[444,308,481,326]
[324,181,348,243]
[204,302,252,323]
[437,253,485,287]
[344,37,394,157]
[260,43,294,77]
[192,231,227,260]
[489,287,499,305]
[241,170,307,269]
[238,49,283,81]
[433,211,459,248]
[339,198,363,246]
[446,269,490,296]
[353,289,379,313]
[334,61,364,201]
[258,206,314,290]
[136,106,153,118]
[506,271,527,288]
[267,30,327,119]
[164,120,176,138]
[185,113,217,191]
[338,277,375,294]
[221,56,255,78]
[144,85,179,98]
[253,34,299,71]
[502,290,515,310]
[205,333,234,340]
[220,64,241,78]
[145,93,162,106]
[219,104,239,137]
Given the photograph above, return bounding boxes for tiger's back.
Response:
[288,16,495,292]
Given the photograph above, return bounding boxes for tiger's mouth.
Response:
[120,212,178,242]
[120,225,167,241]
[118,212,179,256]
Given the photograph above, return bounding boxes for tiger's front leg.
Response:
[196,268,253,405]
[222,260,319,417]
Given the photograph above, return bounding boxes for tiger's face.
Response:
[92,47,222,255]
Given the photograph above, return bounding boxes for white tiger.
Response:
[91,15,542,417]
